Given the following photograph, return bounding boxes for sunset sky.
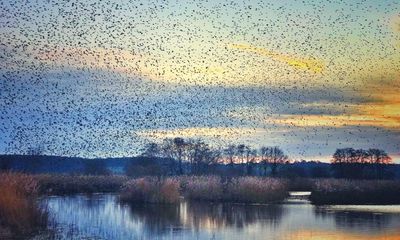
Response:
[1,0,399,161]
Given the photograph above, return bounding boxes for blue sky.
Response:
[1,0,399,161]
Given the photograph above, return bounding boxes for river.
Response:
[37,193,400,240]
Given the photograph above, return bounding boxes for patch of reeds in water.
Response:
[310,179,400,205]
[121,176,288,204]
[120,177,180,204]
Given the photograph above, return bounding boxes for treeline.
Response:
[331,148,393,179]
[0,138,397,179]
[138,138,289,176]
[129,138,395,179]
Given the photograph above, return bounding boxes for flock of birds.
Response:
[0,0,399,160]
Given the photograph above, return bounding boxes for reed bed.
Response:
[120,177,180,204]
[120,176,288,204]
[310,179,400,205]
[0,173,48,238]
[180,176,224,201]
[225,177,288,203]
[35,174,129,195]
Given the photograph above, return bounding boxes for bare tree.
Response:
[260,147,269,176]
[141,142,160,158]
[224,144,237,167]
[161,137,187,175]
[263,146,288,177]
[189,140,220,174]
[368,149,392,164]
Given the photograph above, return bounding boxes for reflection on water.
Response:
[316,208,392,232]
[41,194,400,240]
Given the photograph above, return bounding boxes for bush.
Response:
[120,177,180,204]
[0,173,48,238]
[310,179,400,205]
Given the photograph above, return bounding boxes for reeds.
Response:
[122,176,289,204]
[35,174,129,194]
[0,173,48,237]
[310,179,400,205]
[225,177,288,203]
[120,177,180,204]
[180,176,224,201]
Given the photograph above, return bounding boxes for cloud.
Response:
[137,127,259,143]
[391,14,400,33]
[268,113,399,129]
[229,44,325,73]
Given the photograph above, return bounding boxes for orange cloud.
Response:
[230,43,325,73]
[268,76,400,130]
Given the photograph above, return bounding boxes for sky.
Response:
[0,0,399,162]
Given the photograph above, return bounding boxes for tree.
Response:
[141,142,160,158]
[263,147,288,177]
[368,149,392,179]
[243,146,257,175]
[224,145,237,167]
[368,149,392,164]
[260,147,269,176]
[331,148,392,179]
[189,140,220,174]
[161,137,188,175]
[236,144,246,164]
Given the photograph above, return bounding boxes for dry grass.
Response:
[310,179,400,205]
[35,174,129,195]
[0,173,48,238]
[120,177,180,204]
[180,176,288,203]
[180,176,224,201]
[225,177,288,203]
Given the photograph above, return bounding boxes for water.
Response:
[40,193,400,240]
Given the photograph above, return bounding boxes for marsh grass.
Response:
[310,179,400,205]
[120,177,180,204]
[36,174,129,195]
[180,176,224,201]
[225,177,288,203]
[120,176,288,204]
[0,173,48,238]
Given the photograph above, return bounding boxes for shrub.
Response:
[310,179,400,205]
[0,173,48,238]
[120,177,180,204]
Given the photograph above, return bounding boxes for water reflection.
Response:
[180,202,283,230]
[315,208,392,233]
[42,194,400,240]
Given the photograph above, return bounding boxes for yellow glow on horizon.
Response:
[284,229,400,240]
[137,127,260,141]
[230,44,325,73]
[268,114,399,129]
